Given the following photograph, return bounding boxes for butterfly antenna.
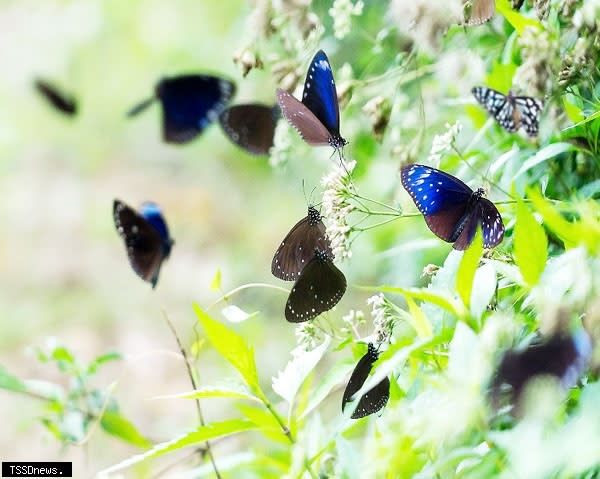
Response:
[126,97,155,117]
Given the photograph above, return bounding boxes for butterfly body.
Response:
[128,74,236,144]
[472,86,542,137]
[34,78,77,116]
[285,249,346,323]
[219,103,279,155]
[113,200,174,288]
[401,164,504,250]
[272,206,332,281]
[277,50,347,150]
[342,343,390,419]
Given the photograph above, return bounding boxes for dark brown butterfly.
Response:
[34,78,77,116]
[342,343,390,419]
[463,0,495,25]
[219,103,280,155]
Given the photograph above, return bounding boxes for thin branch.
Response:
[207,283,290,311]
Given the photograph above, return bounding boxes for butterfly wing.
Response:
[277,89,332,146]
[512,95,543,137]
[472,86,517,132]
[139,202,174,259]
[272,207,332,281]
[219,103,279,155]
[113,200,167,288]
[157,75,236,144]
[342,344,390,419]
[285,254,346,322]
[465,0,495,25]
[301,50,344,144]
[34,78,77,116]
[477,197,505,249]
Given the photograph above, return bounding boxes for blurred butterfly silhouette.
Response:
[342,343,390,419]
[219,103,280,155]
[272,206,332,281]
[472,86,543,137]
[127,74,236,144]
[463,0,495,25]
[285,249,346,322]
[34,78,77,116]
[276,50,347,151]
[400,164,504,250]
[113,199,174,288]
[490,329,591,407]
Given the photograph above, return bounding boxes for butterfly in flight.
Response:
[400,164,504,250]
[113,199,174,288]
[285,249,346,323]
[472,86,543,137]
[490,329,591,407]
[127,74,236,144]
[272,206,332,281]
[276,50,347,151]
[463,0,495,25]
[34,78,77,116]
[342,343,390,419]
[219,103,280,156]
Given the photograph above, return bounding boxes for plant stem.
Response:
[207,283,289,311]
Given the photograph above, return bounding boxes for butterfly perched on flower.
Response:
[127,74,236,144]
[276,50,347,151]
[219,103,280,156]
[342,343,390,419]
[34,78,77,116]
[272,206,332,281]
[400,164,504,250]
[285,249,346,323]
[472,86,543,137]
[113,199,174,288]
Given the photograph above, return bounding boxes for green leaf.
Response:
[496,0,543,34]
[86,352,122,376]
[375,285,465,318]
[237,403,288,443]
[455,229,483,308]
[529,189,578,248]
[101,411,152,448]
[514,143,574,179]
[514,198,548,286]
[0,365,26,393]
[405,297,433,338]
[99,419,257,475]
[470,262,497,319]
[210,269,222,291]
[193,304,260,393]
[221,305,259,323]
[486,61,517,93]
[561,110,600,132]
[562,95,584,124]
[151,385,261,403]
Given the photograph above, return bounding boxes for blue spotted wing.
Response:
[272,206,332,281]
[285,250,346,322]
[472,86,542,137]
[113,199,174,288]
[342,343,390,419]
[219,103,279,155]
[127,75,236,144]
[276,50,347,149]
[400,164,504,250]
[34,78,77,116]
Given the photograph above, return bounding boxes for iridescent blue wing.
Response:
[472,86,517,132]
[511,95,543,137]
[342,343,390,419]
[113,200,172,288]
[139,202,174,259]
[219,103,279,155]
[285,250,346,322]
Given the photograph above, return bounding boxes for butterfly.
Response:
[276,50,347,150]
[342,343,391,419]
[285,249,346,323]
[272,206,332,281]
[113,199,174,288]
[463,0,495,25]
[127,74,236,144]
[219,103,280,155]
[472,86,543,137]
[490,330,591,406]
[400,164,504,250]
[34,78,77,116]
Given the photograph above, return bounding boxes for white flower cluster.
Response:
[295,321,324,351]
[573,0,600,29]
[368,293,394,343]
[321,159,356,260]
[513,26,557,95]
[341,309,365,336]
[329,0,364,40]
[269,121,294,167]
[427,121,463,166]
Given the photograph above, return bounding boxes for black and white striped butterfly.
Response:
[472,86,543,137]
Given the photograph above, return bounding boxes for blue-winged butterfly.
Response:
[127,74,236,144]
[276,50,347,150]
[472,86,543,137]
[113,199,174,288]
[285,249,346,323]
[342,343,390,419]
[34,78,77,116]
[219,103,280,155]
[272,206,332,281]
[400,164,504,250]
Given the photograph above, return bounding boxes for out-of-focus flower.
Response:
[295,321,324,351]
[533,0,550,19]
[422,263,440,277]
[363,96,392,142]
[329,0,364,40]
[368,293,395,343]
[573,0,600,29]
[341,309,366,336]
[269,120,294,167]
[321,159,356,260]
[513,26,557,96]
[427,121,462,166]
[233,48,263,77]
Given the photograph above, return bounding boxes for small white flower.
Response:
[367,293,394,343]
[329,0,364,40]
[295,322,324,351]
[427,121,463,166]
[269,121,294,167]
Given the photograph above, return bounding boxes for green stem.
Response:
[351,193,400,212]
[354,208,402,217]
[207,283,289,311]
